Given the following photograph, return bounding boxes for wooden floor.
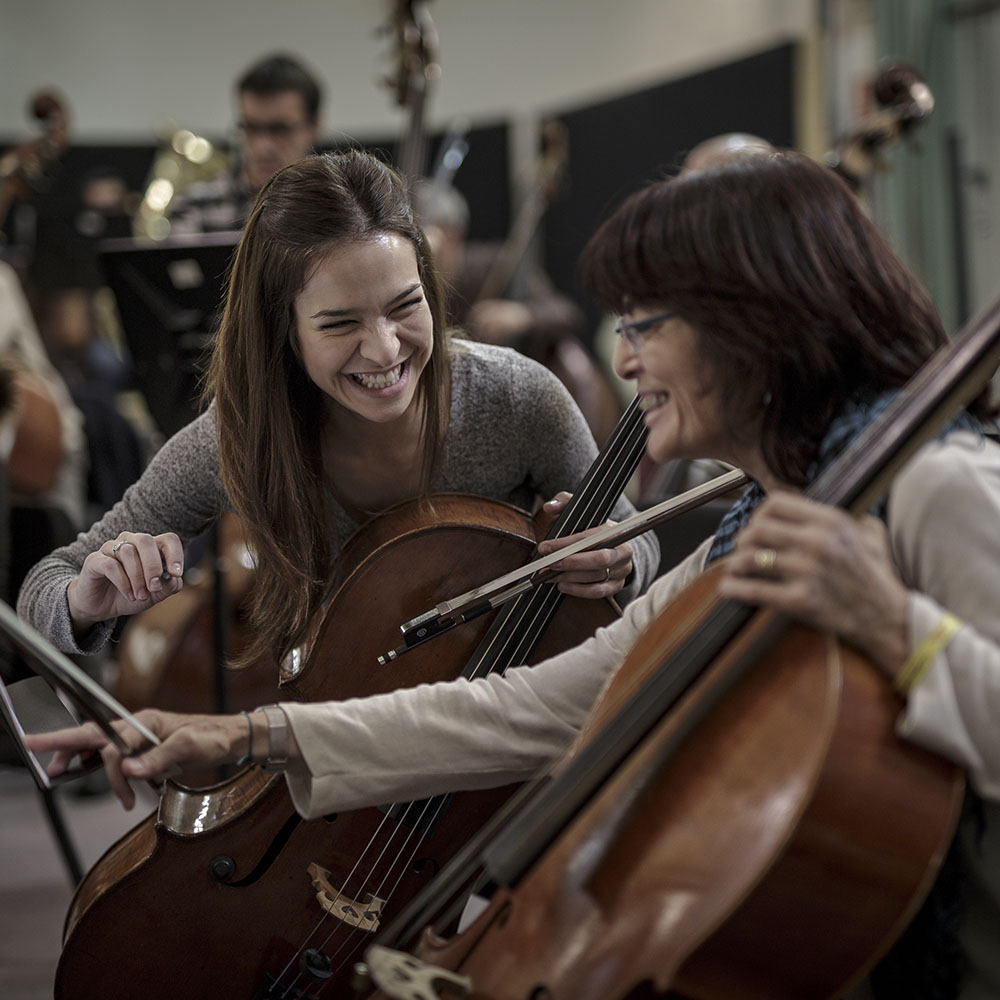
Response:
[0,765,158,999]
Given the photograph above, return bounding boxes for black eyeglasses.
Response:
[236,119,311,140]
[614,311,676,349]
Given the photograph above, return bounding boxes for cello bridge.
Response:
[362,944,472,1000]
[307,862,385,932]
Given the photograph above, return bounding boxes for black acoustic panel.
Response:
[543,43,796,344]
[99,233,239,438]
[336,120,511,242]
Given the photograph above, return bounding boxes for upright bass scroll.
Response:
[382,0,441,185]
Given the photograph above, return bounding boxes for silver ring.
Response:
[112,540,127,555]
[753,547,777,573]
[604,566,611,581]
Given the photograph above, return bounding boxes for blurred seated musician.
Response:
[30,150,1000,998]
[166,52,323,236]
[0,259,87,534]
[414,179,622,444]
[680,131,775,173]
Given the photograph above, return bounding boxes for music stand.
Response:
[99,232,240,439]
[0,599,149,886]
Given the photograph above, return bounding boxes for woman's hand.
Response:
[535,492,634,600]
[67,532,185,636]
[25,709,252,810]
[716,491,910,678]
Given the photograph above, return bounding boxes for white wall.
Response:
[953,5,1000,322]
[1,0,815,143]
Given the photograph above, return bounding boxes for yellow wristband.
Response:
[894,612,962,696]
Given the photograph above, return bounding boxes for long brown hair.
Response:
[581,149,994,485]
[205,150,450,664]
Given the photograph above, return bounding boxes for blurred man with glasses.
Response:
[168,53,323,236]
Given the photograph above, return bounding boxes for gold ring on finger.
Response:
[753,547,777,573]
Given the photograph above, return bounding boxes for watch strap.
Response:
[255,704,289,772]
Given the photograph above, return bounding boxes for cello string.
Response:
[316,802,438,980]
[271,774,462,990]
[267,805,407,990]
[295,792,464,991]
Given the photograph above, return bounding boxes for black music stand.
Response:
[99,233,241,713]
[99,232,239,438]
[0,601,116,887]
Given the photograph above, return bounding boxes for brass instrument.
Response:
[132,123,231,240]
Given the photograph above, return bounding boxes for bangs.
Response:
[580,182,679,314]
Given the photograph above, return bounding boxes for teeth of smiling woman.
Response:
[639,393,669,412]
[352,364,403,389]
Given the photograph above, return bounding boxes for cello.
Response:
[51,398,655,998]
[384,0,440,187]
[354,298,1000,999]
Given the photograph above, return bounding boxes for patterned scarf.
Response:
[704,390,980,565]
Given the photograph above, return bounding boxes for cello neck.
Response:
[810,297,1000,513]
[546,395,647,539]
[456,396,646,681]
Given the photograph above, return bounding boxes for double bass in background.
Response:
[383,0,440,187]
[381,1,622,446]
[469,118,624,448]
[824,61,935,191]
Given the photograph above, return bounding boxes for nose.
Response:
[612,333,640,382]
[244,129,274,152]
[358,319,401,368]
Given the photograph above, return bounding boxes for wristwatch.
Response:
[255,704,289,772]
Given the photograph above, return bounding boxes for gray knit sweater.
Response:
[17,340,659,654]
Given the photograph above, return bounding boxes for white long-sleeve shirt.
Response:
[279,429,1000,998]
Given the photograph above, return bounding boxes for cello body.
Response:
[55,495,619,999]
[379,569,963,999]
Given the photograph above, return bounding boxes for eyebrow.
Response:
[309,282,423,320]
